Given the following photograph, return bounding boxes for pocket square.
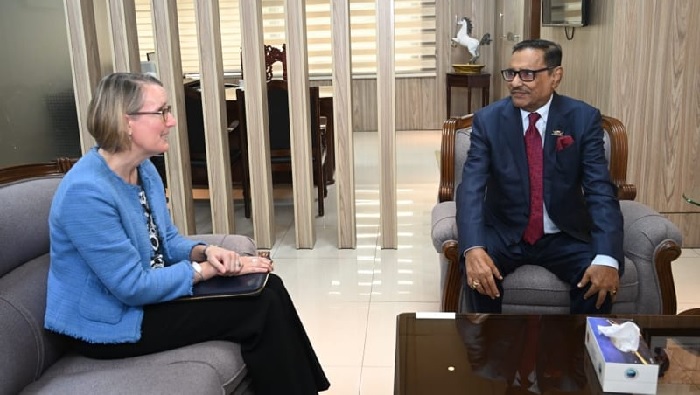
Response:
[555,135,574,151]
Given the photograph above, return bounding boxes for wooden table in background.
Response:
[223,86,335,185]
[446,72,491,118]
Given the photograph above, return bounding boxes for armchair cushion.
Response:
[22,343,243,394]
[499,258,639,313]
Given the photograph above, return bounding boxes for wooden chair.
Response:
[240,44,287,82]
[431,114,683,314]
[152,80,251,214]
[262,42,329,143]
[264,44,287,81]
[243,43,333,183]
[236,79,328,217]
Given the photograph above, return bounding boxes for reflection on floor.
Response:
[193,130,700,394]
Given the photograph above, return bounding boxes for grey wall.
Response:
[0,0,81,167]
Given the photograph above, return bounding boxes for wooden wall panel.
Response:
[540,0,614,113]
[494,0,518,99]
[352,78,442,131]
[285,0,316,248]
[352,79,377,131]
[331,0,357,248]
[471,0,496,100]
[194,0,235,234]
[666,214,700,249]
[434,0,452,124]
[107,0,140,73]
[395,78,421,129]
[376,0,397,248]
[239,0,275,248]
[609,0,700,246]
[540,0,700,246]
[151,0,195,234]
[64,0,100,153]
[420,77,439,128]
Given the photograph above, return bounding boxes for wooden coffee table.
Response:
[395,312,700,394]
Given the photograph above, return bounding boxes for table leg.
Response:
[319,97,335,184]
[467,88,473,114]
[446,85,451,118]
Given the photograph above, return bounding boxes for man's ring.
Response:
[471,280,480,289]
[610,289,617,295]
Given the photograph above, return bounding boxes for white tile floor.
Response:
[195,130,700,394]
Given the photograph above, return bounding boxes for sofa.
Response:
[0,159,254,394]
[431,115,684,314]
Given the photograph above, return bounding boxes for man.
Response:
[456,39,624,314]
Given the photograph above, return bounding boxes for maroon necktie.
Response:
[523,112,543,245]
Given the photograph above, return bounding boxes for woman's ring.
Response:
[471,280,480,289]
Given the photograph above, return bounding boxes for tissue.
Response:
[597,321,640,352]
[585,317,659,394]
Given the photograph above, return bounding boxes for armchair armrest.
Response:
[602,116,637,200]
[620,200,682,314]
[431,201,462,312]
[431,201,457,252]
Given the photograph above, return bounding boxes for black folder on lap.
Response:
[179,273,269,301]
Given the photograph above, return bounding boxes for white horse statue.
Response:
[452,17,492,64]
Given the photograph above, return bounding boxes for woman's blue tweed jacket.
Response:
[45,148,202,343]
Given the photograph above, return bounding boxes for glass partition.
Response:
[0,0,81,167]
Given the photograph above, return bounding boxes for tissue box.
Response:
[585,317,659,394]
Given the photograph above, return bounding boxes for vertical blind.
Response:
[134,0,436,76]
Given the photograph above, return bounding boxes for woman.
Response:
[45,72,330,394]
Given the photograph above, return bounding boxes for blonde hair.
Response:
[87,73,163,153]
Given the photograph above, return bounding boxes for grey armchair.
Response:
[431,114,683,314]
[0,158,255,394]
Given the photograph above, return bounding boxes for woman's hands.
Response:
[197,246,274,281]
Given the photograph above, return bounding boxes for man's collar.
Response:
[519,94,554,123]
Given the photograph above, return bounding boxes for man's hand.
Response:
[465,248,503,299]
[578,265,619,309]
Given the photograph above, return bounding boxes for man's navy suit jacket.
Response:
[456,93,624,272]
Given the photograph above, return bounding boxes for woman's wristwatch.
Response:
[191,261,204,282]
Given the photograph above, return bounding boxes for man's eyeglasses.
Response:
[128,105,172,122]
[500,67,553,82]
